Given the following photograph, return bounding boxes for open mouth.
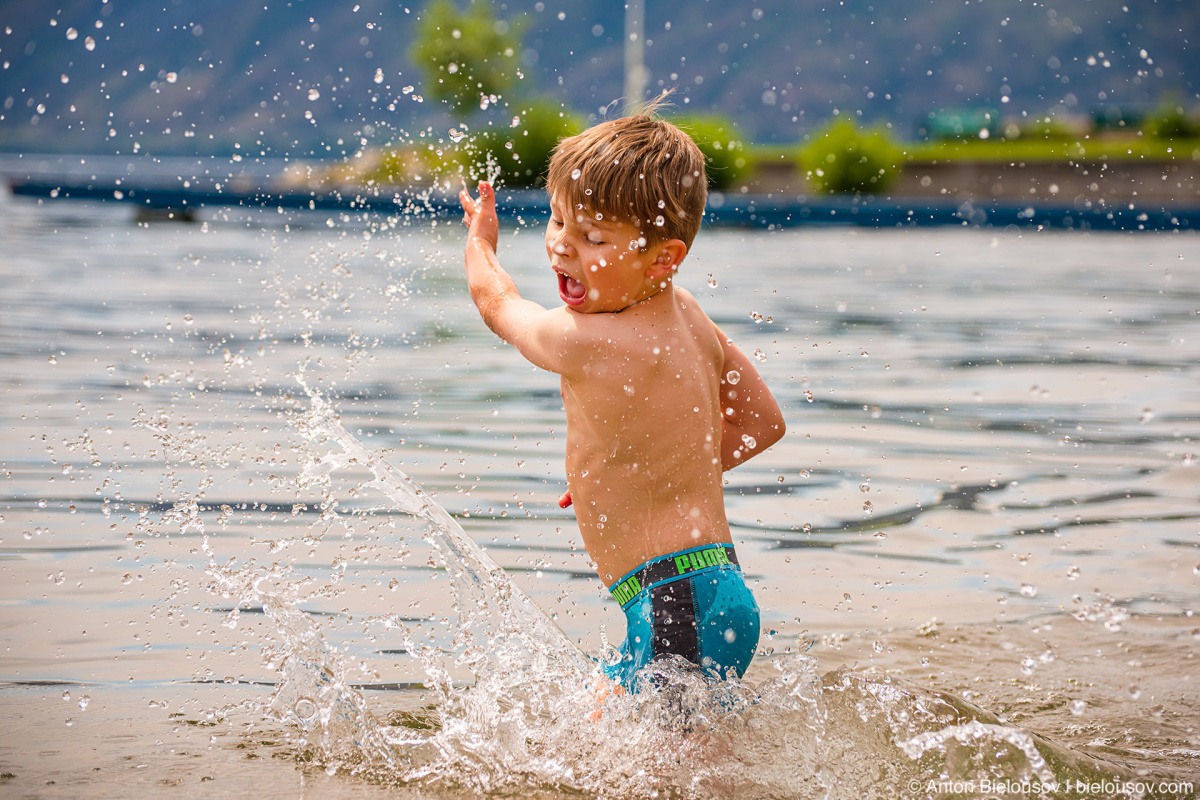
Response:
[556,269,587,306]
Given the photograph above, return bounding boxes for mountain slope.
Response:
[0,0,1195,156]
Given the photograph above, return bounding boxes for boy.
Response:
[458,111,785,689]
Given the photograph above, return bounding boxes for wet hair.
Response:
[545,103,707,250]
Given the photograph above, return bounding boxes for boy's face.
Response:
[545,195,666,314]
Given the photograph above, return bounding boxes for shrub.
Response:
[800,119,901,194]
[468,100,586,188]
[670,114,751,191]
[1143,103,1200,139]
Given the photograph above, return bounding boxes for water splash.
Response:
[197,385,1173,798]
[207,384,834,795]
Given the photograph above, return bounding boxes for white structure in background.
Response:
[624,0,647,113]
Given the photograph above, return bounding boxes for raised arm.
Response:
[459,181,582,376]
[715,323,786,470]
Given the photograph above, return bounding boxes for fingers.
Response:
[458,187,475,215]
[459,182,495,227]
[459,187,482,228]
[558,490,572,508]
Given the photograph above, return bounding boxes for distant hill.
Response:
[0,0,1196,158]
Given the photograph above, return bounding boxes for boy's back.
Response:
[559,283,728,586]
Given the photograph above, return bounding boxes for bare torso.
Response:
[560,286,729,585]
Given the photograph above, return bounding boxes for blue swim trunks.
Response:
[602,543,760,689]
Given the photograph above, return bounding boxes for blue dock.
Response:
[7,177,1197,231]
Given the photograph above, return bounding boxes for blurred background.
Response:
[2,0,1198,199]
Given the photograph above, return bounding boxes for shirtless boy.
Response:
[458,111,785,689]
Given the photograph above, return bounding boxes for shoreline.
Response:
[743,156,1200,205]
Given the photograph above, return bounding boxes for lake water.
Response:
[1,180,1198,799]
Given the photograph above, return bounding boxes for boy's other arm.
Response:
[459,182,582,376]
[714,323,786,470]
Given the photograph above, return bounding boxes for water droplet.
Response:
[752,349,766,362]
[859,481,870,493]
[373,68,384,84]
[873,531,886,539]
[402,85,414,94]
[1020,583,1038,598]
[84,36,96,51]
[1019,656,1036,676]
[741,434,757,449]
[706,274,718,288]
[803,390,814,403]
[66,27,78,40]
[869,405,882,419]
[62,690,71,701]
[1069,699,1087,716]
[1066,565,1080,580]
[654,215,665,226]
[570,168,581,180]
[862,501,873,514]
[308,88,320,101]
[78,695,90,710]
[725,369,741,385]
[1139,408,1156,423]
[293,698,317,720]
[1128,685,1142,700]
[448,128,465,143]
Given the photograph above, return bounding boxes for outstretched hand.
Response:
[459,180,499,253]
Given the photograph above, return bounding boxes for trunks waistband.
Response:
[609,543,739,608]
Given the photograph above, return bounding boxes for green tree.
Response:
[800,119,901,194]
[408,0,521,111]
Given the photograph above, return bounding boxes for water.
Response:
[1,183,1198,799]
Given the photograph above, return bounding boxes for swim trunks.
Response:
[602,543,760,689]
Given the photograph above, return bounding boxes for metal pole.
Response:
[624,0,646,114]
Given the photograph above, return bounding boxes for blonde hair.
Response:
[545,105,707,249]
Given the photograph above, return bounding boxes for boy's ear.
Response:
[646,239,687,279]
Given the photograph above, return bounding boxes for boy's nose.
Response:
[548,230,573,256]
